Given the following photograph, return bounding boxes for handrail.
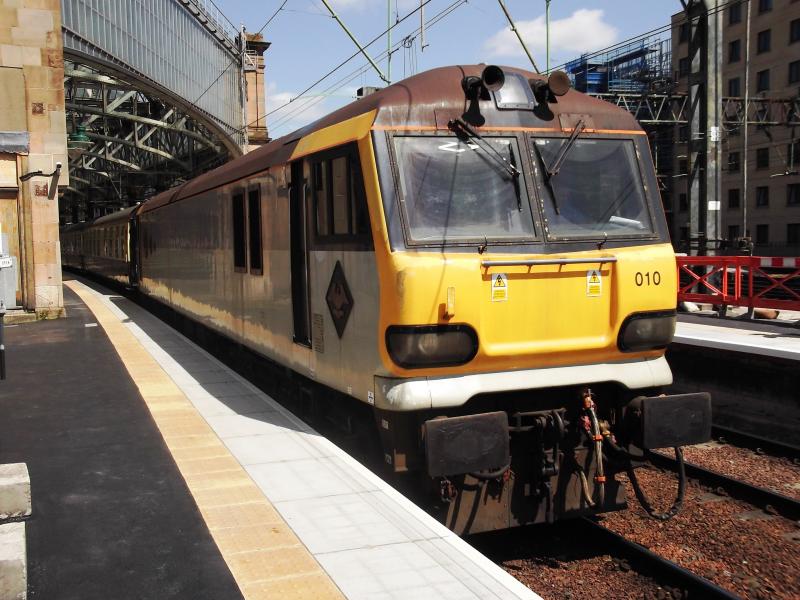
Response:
[481,257,618,267]
[677,255,800,311]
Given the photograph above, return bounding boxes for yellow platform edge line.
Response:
[64,280,345,600]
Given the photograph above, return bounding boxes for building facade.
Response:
[671,0,800,254]
[0,0,68,317]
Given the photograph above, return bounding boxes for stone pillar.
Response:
[244,33,270,153]
[0,0,67,318]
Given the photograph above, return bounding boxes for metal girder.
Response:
[63,60,231,221]
[721,96,800,127]
[80,151,142,171]
[84,132,190,171]
[65,103,220,150]
[592,93,690,124]
[62,0,245,149]
[592,93,800,126]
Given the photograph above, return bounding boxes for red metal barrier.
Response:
[677,256,800,311]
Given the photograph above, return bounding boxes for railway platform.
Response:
[674,314,800,361]
[669,313,800,448]
[0,275,539,600]
[674,313,800,361]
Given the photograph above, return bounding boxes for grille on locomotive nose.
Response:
[385,324,478,369]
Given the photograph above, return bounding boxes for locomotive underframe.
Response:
[374,385,710,535]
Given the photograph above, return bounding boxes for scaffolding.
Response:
[565,36,673,94]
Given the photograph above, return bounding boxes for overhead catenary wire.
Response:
[266,0,467,135]
[318,0,390,83]
[273,0,467,127]
[262,0,437,126]
[241,0,440,133]
[263,0,466,133]
[269,0,750,136]
[192,0,290,107]
[257,0,290,35]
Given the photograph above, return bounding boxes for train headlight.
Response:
[617,311,677,352]
[386,324,478,369]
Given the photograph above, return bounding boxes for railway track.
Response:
[649,442,800,522]
[579,518,739,600]
[710,424,800,461]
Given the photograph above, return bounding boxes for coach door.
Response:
[289,160,311,346]
[128,214,139,285]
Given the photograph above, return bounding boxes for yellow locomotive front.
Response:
[360,66,710,532]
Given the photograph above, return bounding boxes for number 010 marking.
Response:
[635,271,661,286]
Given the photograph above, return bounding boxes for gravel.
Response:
[469,522,671,600]
[602,467,800,600]
[660,441,800,500]
[473,445,800,600]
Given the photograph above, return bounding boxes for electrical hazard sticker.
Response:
[586,269,602,297]
[491,273,508,302]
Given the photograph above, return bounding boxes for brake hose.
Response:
[627,446,686,521]
[605,435,686,521]
[582,391,606,508]
[586,404,606,508]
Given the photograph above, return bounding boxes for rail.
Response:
[579,519,739,599]
[649,451,800,522]
[677,255,800,312]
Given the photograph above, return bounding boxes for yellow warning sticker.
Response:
[587,269,602,297]
[491,273,508,302]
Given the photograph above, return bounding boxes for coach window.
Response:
[311,145,370,246]
[248,187,263,274]
[313,161,330,235]
[232,191,247,271]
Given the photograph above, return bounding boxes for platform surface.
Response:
[3,275,540,600]
[0,283,243,599]
[675,315,800,361]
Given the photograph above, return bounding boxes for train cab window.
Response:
[311,145,370,245]
[232,191,247,271]
[392,136,535,245]
[248,188,263,274]
[531,137,654,240]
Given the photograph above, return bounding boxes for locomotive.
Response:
[62,65,711,534]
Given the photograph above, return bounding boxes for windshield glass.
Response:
[532,137,654,239]
[393,136,535,243]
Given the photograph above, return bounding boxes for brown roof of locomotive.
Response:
[138,64,642,215]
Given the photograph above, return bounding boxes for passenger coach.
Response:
[63,65,711,533]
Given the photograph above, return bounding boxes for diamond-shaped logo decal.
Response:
[326,261,353,338]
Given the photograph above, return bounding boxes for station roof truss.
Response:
[591,93,800,127]
[63,61,232,215]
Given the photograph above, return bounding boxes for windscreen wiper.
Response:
[546,119,586,179]
[448,118,520,180]
[509,141,522,210]
[533,119,586,215]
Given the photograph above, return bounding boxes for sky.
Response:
[213,0,683,137]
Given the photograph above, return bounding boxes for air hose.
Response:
[605,434,686,521]
[627,446,686,521]
[582,391,606,508]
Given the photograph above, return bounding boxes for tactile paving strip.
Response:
[65,280,344,600]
